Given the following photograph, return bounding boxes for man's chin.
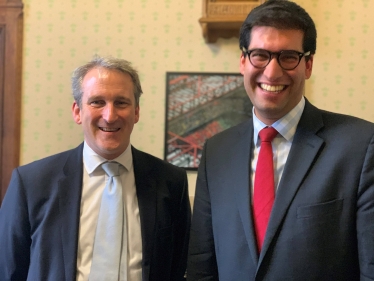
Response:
[96,145,126,160]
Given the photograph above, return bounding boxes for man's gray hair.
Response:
[71,55,143,107]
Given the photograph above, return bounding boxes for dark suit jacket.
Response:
[187,100,374,281]
[0,144,191,281]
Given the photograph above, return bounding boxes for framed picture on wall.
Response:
[164,72,252,170]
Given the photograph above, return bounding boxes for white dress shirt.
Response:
[251,97,305,199]
[76,142,142,281]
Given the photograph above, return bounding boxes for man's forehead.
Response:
[83,67,112,81]
[82,68,132,87]
[251,25,304,34]
[249,27,304,47]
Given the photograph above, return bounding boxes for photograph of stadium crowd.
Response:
[164,72,252,169]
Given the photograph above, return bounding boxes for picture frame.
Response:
[164,72,252,170]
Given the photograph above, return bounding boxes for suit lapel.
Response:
[258,101,325,265]
[228,120,260,265]
[132,147,157,281]
[57,143,84,281]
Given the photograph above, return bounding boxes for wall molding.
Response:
[0,0,23,203]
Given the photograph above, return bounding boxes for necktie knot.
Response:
[102,162,120,177]
[259,127,278,143]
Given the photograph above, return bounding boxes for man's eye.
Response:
[90,100,104,106]
[281,55,298,61]
[251,52,269,60]
[116,101,129,107]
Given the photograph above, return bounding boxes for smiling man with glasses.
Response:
[187,1,374,280]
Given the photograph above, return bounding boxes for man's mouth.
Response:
[260,83,286,93]
[99,127,120,132]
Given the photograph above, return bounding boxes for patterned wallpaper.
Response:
[21,0,374,195]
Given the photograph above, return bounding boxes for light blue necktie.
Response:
[89,162,126,281]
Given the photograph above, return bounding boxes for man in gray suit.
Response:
[0,56,191,281]
[187,1,374,280]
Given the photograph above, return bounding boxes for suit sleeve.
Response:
[170,169,191,281]
[357,133,374,280]
[0,169,31,281]
[187,143,219,281]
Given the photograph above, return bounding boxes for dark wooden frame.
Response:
[164,72,252,170]
[0,0,23,203]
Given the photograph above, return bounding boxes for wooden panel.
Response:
[199,0,265,43]
[0,26,4,195]
[0,0,23,204]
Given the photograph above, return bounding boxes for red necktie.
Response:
[253,126,278,252]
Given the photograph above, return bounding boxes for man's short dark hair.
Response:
[239,0,317,57]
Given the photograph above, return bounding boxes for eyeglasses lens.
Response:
[249,50,301,70]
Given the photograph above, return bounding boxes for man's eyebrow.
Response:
[87,94,131,100]
[116,96,132,102]
[87,94,105,101]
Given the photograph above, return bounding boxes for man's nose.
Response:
[102,104,118,123]
[263,56,284,81]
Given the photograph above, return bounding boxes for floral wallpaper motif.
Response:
[21,0,374,195]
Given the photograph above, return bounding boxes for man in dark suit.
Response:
[0,56,191,281]
[187,1,374,280]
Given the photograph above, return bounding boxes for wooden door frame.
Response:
[0,0,23,203]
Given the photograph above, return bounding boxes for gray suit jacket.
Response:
[187,100,374,280]
[0,144,191,281]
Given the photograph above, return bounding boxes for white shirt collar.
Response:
[253,96,305,144]
[83,141,133,174]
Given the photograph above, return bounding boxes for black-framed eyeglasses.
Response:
[242,48,311,70]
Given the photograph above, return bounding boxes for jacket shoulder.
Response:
[16,144,83,179]
[204,118,252,150]
[132,146,186,176]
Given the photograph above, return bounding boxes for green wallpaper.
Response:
[299,0,374,117]
[21,0,239,163]
[21,0,374,195]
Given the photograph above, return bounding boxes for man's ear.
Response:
[240,53,247,75]
[305,55,314,79]
[72,101,82,124]
[134,105,140,124]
